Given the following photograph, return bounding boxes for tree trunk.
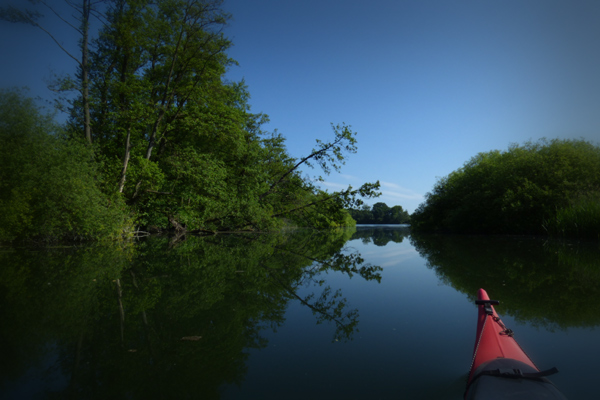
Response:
[82,1,91,144]
[118,127,131,193]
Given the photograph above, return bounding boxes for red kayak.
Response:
[464,289,567,399]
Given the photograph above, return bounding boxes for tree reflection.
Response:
[410,233,600,329]
[351,225,411,246]
[0,229,381,398]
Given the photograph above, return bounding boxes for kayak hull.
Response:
[465,289,567,400]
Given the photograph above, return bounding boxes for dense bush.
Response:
[411,139,600,236]
[0,90,129,242]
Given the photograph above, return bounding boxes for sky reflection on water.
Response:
[2,227,598,399]
[222,227,599,400]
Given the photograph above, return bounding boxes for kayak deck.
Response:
[468,288,537,381]
[464,289,567,400]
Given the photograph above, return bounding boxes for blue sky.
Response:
[2,0,600,213]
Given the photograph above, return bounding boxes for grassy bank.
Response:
[545,194,600,240]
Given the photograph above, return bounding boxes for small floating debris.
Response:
[181,336,202,341]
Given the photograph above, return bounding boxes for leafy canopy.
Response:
[0,0,380,242]
[411,138,600,235]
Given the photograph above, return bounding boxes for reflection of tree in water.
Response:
[0,229,381,399]
[351,225,411,246]
[265,239,383,341]
[410,233,600,329]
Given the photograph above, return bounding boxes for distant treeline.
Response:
[348,202,411,224]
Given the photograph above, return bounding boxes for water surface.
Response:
[1,226,599,399]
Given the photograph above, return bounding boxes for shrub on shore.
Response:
[544,193,600,239]
[411,138,600,237]
[0,90,129,243]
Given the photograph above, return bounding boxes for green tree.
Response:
[349,204,373,223]
[0,0,378,239]
[79,0,379,232]
[371,202,391,223]
[411,138,600,235]
[82,0,274,231]
[390,205,410,223]
[0,89,127,242]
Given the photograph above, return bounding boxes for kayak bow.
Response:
[464,288,567,399]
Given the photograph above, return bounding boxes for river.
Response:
[1,225,598,399]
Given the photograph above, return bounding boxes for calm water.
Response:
[1,226,599,399]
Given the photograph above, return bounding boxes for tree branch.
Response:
[33,21,82,66]
[259,123,356,200]
[40,0,82,34]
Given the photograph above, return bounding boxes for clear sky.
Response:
[2,0,600,213]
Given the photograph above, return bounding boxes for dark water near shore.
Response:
[1,226,599,399]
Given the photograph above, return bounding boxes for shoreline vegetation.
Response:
[0,0,381,244]
[0,88,380,244]
[348,202,410,225]
[1,1,597,244]
[410,138,600,240]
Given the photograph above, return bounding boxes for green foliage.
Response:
[348,202,411,224]
[411,139,600,235]
[545,192,600,239]
[0,89,129,243]
[2,0,378,239]
[74,0,378,232]
[260,123,380,228]
[83,0,250,229]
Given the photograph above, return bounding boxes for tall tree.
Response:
[0,0,106,144]
[79,0,380,232]
[86,0,278,230]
